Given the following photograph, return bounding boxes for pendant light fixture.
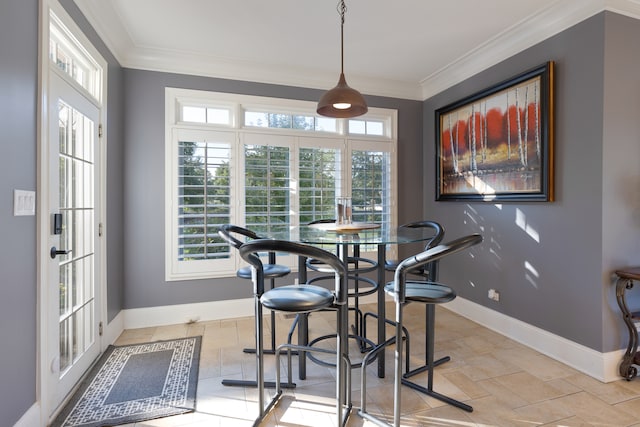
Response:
[317,0,368,118]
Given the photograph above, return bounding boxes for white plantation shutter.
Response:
[298,138,343,224]
[241,134,293,238]
[177,140,231,260]
[350,139,395,252]
[168,129,237,279]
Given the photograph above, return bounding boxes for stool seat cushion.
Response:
[260,285,334,312]
[237,263,291,279]
[384,281,456,304]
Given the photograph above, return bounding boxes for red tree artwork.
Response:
[436,62,553,201]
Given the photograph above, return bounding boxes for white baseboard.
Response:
[444,297,625,383]
[117,294,625,382]
[122,298,255,330]
[13,402,40,427]
[103,310,124,346]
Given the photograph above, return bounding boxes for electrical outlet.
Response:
[488,288,500,301]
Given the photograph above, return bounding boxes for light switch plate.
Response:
[14,189,36,216]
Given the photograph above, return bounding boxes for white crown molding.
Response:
[420,0,640,99]
[74,0,640,101]
[123,44,423,100]
[607,0,640,18]
[72,0,131,65]
[419,0,604,99]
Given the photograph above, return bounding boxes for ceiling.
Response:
[73,0,640,100]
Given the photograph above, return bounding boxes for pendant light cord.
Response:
[338,0,346,75]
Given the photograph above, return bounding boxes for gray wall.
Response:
[122,69,423,308]
[602,12,640,351]
[0,1,38,424]
[424,12,640,353]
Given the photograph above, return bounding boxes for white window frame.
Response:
[165,88,397,280]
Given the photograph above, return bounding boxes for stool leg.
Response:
[222,292,296,389]
[401,304,473,412]
[270,277,277,351]
[255,295,265,417]
[243,276,290,355]
[403,304,450,378]
[336,303,347,426]
[393,300,404,427]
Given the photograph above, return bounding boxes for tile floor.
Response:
[115,302,640,427]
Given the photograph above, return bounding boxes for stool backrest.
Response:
[218,224,262,249]
[239,239,348,304]
[218,224,281,266]
[401,220,445,249]
[400,220,445,279]
[393,233,483,303]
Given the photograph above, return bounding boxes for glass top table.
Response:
[264,223,438,246]
[262,223,438,379]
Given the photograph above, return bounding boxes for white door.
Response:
[47,69,102,412]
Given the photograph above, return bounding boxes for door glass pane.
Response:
[57,99,95,376]
[59,319,70,372]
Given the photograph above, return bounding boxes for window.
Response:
[49,12,102,102]
[348,119,385,136]
[166,89,397,280]
[177,139,231,262]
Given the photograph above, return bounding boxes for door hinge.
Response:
[99,321,103,336]
[99,222,103,237]
[98,124,103,138]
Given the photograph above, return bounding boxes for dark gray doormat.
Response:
[51,336,201,427]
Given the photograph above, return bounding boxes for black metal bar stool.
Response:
[217,224,294,389]
[363,220,445,376]
[359,234,483,427]
[239,239,352,427]
[388,220,448,377]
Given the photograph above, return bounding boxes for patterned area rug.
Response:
[51,336,201,427]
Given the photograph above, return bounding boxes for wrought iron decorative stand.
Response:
[615,267,640,380]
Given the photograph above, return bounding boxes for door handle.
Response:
[50,247,72,259]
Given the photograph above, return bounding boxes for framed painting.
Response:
[435,61,554,202]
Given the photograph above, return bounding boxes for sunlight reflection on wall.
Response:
[524,260,540,289]
[515,208,540,243]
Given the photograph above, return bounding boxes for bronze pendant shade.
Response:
[317,0,368,118]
